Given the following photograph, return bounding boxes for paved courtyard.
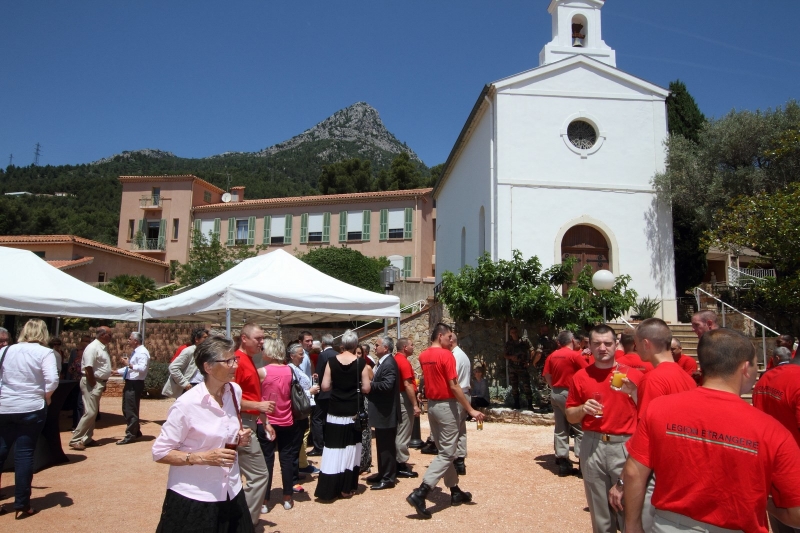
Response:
[0,398,592,532]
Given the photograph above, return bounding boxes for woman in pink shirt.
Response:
[152,336,254,533]
[256,339,299,511]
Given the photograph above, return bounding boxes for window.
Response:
[200,219,216,239]
[235,219,249,245]
[152,187,161,202]
[147,220,161,240]
[270,215,287,245]
[388,209,404,239]
[308,213,323,242]
[204,190,212,203]
[567,120,597,149]
[388,255,412,278]
[172,218,180,240]
[347,210,364,241]
[98,272,107,283]
[127,219,135,240]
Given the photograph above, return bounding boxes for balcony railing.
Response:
[727,266,776,288]
[140,195,163,208]
[132,238,165,251]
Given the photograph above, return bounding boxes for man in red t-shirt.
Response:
[394,337,421,478]
[234,323,276,525]
[615,328,653,374]
[609,319,696,531]
[669,338,697,375]
[406,323,485,519]
[623,328,800,533]
[543,330,588,477]
[566,324,643,533]
[768,335,797,370]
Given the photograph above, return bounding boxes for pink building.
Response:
[117,175,436,281]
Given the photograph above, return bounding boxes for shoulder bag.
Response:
[290,367,312,419]
[354,357,369,431]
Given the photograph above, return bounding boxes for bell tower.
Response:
[539,0,616,67]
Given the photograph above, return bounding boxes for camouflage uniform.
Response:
[530,334,558,409]
[505,337,534,410]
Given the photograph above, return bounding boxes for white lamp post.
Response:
[592,269,616,323]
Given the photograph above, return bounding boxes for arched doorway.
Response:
[561,225,610,282]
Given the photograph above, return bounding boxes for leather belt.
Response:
[585,431,631,444]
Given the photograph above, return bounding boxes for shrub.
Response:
[144,361,169,397]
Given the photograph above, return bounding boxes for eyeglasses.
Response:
[212,356,240,367]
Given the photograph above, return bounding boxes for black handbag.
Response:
[290,370,312,419]
[354,358,369,432]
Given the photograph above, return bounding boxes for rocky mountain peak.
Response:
[92,149,176,165]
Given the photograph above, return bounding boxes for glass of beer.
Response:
[611,364,630,391]
[476,419,484,430]
[592,392,604,418]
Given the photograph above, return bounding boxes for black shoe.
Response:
[454,458,466,476]
[406,483,432,518]
[116,437,135,445]
[365,473,381,483]
[307,448,323,457]
[558,462,573,477]
[420,444,438,455]
[450,485,473,506]
[397,469,419,478]
[136,430,143,438]
[554,457,565,466]
[370,481,396,491]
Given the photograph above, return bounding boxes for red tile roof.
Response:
[47,257,94,270]
[0,235,168,267]
[194,188,433,212]
[118,174,225,195]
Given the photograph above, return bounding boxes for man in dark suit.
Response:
[309,333,338,456]
[366,335,400,490]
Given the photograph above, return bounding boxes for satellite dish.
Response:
[221,192,232,203]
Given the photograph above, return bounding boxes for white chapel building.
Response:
[433,0,677,322]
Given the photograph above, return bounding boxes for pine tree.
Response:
[666,80,706,143]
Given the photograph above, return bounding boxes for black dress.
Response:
[314,356,365,500]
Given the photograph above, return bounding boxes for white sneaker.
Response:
[260,504,269,514]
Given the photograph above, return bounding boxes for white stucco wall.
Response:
[436,104,493,281]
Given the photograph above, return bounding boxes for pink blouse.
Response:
[261,364,293,427]
[152,381,243,502]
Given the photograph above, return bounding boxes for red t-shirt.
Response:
[566,364,643,435]
[626,387,800,533]
[674,354,698,375]
[616,352,654,374]
[753,363,800,447]
[419,347,456,400]
[233,349,261,415]
[637,361,696,417]
[544,346,589,388]
[395,353,417,392]
[170,343,190,363]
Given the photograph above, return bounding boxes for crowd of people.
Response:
[3,309,800,532]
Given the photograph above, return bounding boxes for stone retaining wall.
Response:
[481,407,554,426]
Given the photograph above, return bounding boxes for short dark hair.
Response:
[697,329,756,378]
[574,331,587,342]
[431,322,452,342]
[191,327,209,344]
[194,336,236,377]
[360,343,371,355]
[693,310,719,325]
[397,337,411,352]
[589,324,615,342]
[620,327,636,351]
[635,318,673,352]
[299,330,313,341]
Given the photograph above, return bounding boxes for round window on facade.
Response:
[567,120,597,150]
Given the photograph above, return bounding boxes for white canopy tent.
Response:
[0,246,143,322]
[143,249,401,335]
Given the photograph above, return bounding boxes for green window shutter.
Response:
[379,209,388,240]
[362,210,371,241]
[136,219,145,248]
[339,211,347,242]
[213,218,221,241]
[322,212,331,243]
[404,207,413,239]
[263,216,271,245]
[284,215,293,244]
[247,216,256,245]
[193,219,201,235]
[158,219,167,249]
[300,213,309,244]
[403,256,412,278]
[227,217,235,246]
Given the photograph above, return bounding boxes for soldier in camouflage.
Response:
[504,327,536,410]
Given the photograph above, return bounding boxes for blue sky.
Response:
[2,0,798,168]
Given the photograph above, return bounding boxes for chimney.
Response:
[231,186,245,202]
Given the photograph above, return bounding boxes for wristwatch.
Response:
[616,478,624,488]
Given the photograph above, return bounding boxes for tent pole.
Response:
[55,317,61,336]
[226,309,231,339]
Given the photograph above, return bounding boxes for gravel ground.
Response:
[0,399,592,532]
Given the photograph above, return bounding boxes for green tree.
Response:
[317,158,374,194]
[666,80,706,143]
[175,230,262,287]
[437,251,637,332]
[374,152,422,191]
[298,246,390,293]
[100,274,170,303]
[428,163,445,188]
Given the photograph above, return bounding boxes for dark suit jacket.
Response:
[368,354,400,428]
[315,347,339,400]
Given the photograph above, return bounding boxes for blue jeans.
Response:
[0,406,47,510]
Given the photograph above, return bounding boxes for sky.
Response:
[2,0,799,168]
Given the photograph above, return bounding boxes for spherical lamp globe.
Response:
[592,269,616,291]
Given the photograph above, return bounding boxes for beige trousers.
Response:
[69,377,105,445]
[422,399,460,489]
[653,510,743,533]
[395,392,414,464]
[580,431,630,533]
[551,387,583,458]
[239,414,270,525]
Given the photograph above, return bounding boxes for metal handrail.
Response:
[694,286,778,367]
[333,300,428,340]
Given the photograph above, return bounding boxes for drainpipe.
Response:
[484,93,497,260]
